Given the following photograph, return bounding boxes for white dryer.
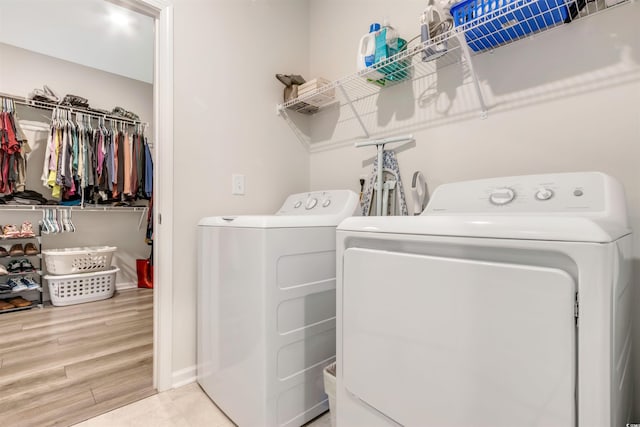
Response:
[336,172,632,427]
[197,190,359,427]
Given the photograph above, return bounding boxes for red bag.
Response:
[136,258,153,289]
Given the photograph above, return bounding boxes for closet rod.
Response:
[0,92,148,126]
[0,205,147,213]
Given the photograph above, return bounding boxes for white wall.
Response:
[0,0,154,83]
[171,0,310,383]
[0,42,153,288]
[308,0,640,418]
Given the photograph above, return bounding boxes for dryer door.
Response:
[342,248,576,427]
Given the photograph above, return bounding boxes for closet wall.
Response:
[0,42,153,288]
[307,0,640,417]
[170,0,310,386]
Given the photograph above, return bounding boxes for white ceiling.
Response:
[0,0,154,83]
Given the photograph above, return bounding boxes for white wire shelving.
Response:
[276,0,628,142]
[0,92,147,127]
[0,205,147,213]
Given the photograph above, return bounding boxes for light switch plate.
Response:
[232,174,245,195]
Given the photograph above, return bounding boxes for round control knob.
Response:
[489,187,516,206]
[322,199,331,208]
[534,187,554,201]
[294,201,302,208]
[305,198,318,210]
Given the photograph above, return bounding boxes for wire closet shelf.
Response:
[0,92,149,128]
[277,0,621,115]
[0,92,152,213]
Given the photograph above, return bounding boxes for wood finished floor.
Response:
[0,288,154,427]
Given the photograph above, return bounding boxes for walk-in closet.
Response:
[0,0,157,424]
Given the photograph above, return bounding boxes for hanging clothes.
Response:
[41,109,153,203]
[143,137,153,198]
[0,105,28,195]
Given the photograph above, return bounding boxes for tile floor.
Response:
[74,382,332,427]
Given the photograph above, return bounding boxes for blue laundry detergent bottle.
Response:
[357,23,385,80]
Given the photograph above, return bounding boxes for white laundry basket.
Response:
[45,267,119,306]
[42,246,117,275]
[323,362,337,427]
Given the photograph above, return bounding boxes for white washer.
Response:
[336,172,632,427]
[197,190,359,427]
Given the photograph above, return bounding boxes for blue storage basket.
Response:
[451,0,569,52]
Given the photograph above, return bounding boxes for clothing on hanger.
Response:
[40,110,153,203]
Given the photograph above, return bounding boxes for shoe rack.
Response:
[0,232,43,314]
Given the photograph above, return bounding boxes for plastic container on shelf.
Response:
[357,23,386,80]
[45,267,119,306]
[297,78,335,107]
[42,246,116,275]
[450,0,569,52]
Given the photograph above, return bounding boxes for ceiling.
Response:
[0,0,154,83]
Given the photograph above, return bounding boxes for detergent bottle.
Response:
[379,19,399,62]
[375,20,410,82]
[357,23,385,80]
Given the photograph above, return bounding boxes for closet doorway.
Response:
[0,0,173,424]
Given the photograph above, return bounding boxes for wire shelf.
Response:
[0,92,147,126]
[277,0,627,139]
[0,205,147,213]
[280,31,464,113]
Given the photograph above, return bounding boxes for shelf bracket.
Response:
[339,85,370,139]
[279,108,311,151]
[455,31,488,120]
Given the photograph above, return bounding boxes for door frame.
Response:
[106,0,175,392]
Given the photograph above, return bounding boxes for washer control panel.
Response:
[277,190,359,216]
[489,187,516,205]
[425,172,614,215]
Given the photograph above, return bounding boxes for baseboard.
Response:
[116,282,138,291]
[172,366,197,389]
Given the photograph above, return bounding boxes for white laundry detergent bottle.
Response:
[357,23,385,80]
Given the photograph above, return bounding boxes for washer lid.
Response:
[199,214,355,228]
[198,189,360,228]
[337,215,630,243]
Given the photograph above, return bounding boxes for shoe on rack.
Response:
[20,277,39,290]
[0,247,8,257]
[3,225,19,239]
[9,244,24,257]
[0,265,7,276]
[19,259,34,272]
[19,221,35,238]
[7,278,27,292]
[0,282,12,292]
[7,260,22,274]
[0,300,14,310]
[8,297,31,307]
[24,243,38,256]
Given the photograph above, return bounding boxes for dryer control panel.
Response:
[277,190,360,217]
[424,172,626,220]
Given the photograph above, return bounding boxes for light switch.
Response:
[232,174,245,195]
